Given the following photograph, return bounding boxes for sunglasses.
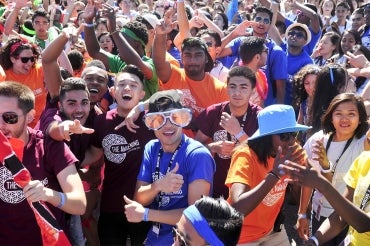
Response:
[288,30,306,39]
[16,56,36,63]
[173,228,188,246]
[143,108,192,130]
[279,132,298,142]
[254,16,270,24]
[0,112,21,124]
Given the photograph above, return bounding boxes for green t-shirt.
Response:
[108,54,158,100]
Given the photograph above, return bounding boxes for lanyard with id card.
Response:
[152,143,182,237]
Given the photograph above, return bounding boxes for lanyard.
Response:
[154,142,182,208]
[360,184,370,210]
[325,133,354,173]
[226,105,248,142]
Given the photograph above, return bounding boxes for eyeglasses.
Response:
[261,47,268,54]
[173,228,188,246]
[0,112,22,124]
[254,16,270,25]
[288,30,306,39]
[279,132,298,142]
[16,56,36,63]
[143,108,192,130]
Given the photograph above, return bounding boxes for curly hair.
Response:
[0,37,40,70]
[292,64,320,112]
[123,20,148,45]
[307,64,348,136]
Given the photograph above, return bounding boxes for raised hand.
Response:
[124,195,146,222]
[219,112,243,136]
[155,19,177,35]
[312,138,330,170]
[60,119,95,141]
[155,163,184,193]
[83,0,97,24]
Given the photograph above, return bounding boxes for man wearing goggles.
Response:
[0,81,86,245]
[124,90,216,245]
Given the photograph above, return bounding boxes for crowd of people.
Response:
[0,0,370,245]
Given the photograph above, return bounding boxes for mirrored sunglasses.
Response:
[173,228,188,246]
[254,16,270,24]
[0,112,21,124]
[288,30,306,39]
[279,132,298,142]
[143,108,192,130]
[17,56,36,63]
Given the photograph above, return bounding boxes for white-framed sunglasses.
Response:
[143,108,192,130]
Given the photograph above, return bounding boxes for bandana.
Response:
[183,205,224,246]
[22,25,36,36]
[121,27,146,51]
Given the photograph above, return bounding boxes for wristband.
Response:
[309,236,319,246]
[84,23,95,28]
[235,129,245,140]
[57,192,66,208]
[320,161,332,174]
[138,102,145,112]
[297,213,307,220]
[268,171,280,180]
[143,208,149,221]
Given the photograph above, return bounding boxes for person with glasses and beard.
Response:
[226,104,310,245]
[0,81,86,245]
[124,90,216,245]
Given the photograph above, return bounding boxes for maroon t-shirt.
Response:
[195,101,261,199]
[90,108,155,212]
[0,128,78,245]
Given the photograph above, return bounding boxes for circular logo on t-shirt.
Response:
[102,134,128,164]
[0,166,25,204]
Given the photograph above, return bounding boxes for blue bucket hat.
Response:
[248,105,311,141]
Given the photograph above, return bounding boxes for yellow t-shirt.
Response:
[344,151,370,246]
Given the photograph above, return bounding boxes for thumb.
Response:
[170,162,179,174]
[123,195,133,204]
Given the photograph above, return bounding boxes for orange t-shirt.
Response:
[5,64,46,128]
[160,65,228,137]
[160,65,228,117]
[225,147,288,243]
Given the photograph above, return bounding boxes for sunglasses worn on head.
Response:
[16,56,36,63]
[0,112,21,124]
[144,108,192,130]
[288,30,306,39]
[254,16,270,25]
[279,132,298,142]
[173,228,188,246]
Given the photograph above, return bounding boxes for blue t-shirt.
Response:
[137,134,216,245]
[281,43,313,105]
[228,37,288,106]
